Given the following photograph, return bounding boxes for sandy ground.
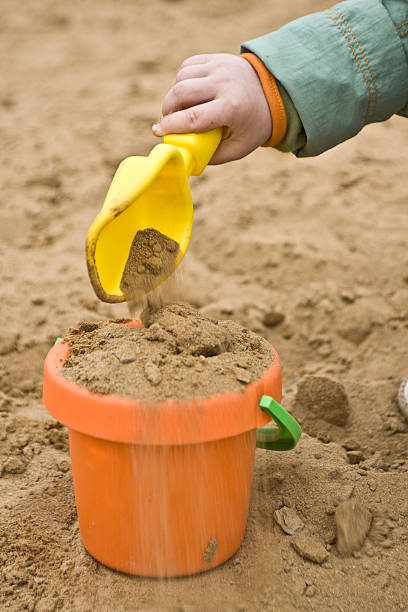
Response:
[1,0,407,610]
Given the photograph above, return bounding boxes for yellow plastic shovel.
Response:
[86,128,222,303]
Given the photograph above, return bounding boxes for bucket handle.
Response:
[256,395,301,451]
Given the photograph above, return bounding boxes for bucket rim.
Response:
[43,318,282,445]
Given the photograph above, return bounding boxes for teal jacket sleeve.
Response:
[241,0,408,157]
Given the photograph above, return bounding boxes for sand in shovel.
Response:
[120,228,180,303]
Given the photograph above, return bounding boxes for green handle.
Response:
[256,395,301,451]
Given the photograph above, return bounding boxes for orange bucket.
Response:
[43,319,300,577]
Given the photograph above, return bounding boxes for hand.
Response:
[152,53,272,165]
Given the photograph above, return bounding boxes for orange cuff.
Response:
[241,52,287,147]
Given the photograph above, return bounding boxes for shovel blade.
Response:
[86,144,193,303]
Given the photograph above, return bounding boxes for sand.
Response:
[1,0,407,610]
[120,228,180,300]
[62,303,275,401]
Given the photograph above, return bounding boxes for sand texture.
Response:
[120,228,180,300]
[1,0,407,610]
[62,303,275,401]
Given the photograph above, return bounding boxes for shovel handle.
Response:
[164,128,222,176]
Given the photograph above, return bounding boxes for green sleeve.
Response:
[242,0,408,157]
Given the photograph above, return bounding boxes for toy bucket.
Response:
[43,319,300,577]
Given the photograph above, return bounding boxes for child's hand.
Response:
[152,53,272,165]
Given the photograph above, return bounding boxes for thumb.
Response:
[152,100,223,136]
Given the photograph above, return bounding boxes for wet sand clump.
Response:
[120,228,179,300]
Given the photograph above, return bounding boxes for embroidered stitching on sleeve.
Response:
[399,28,408,38]
[325,10,373,124]
[329,8,378,121]
[396,21,408,30]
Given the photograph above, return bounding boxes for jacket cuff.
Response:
[240,52,287,147]
[241,0,408,157]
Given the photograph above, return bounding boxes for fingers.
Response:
[162,77,214,116]
[153,100,224,136]
[173,64,209,85]
[180,54,212,68]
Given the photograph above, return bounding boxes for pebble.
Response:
[262,310,285,328]
[340,290,355,304]
[291,533,329,564]
[4,456,26,474]
[342,439,361,451]
[235,367,251,384]
[57,459,71,473]
[15,434,30,448]
[274,506,305,535]
[144,362,162,386]
[347,450,364,464]
[335,499,372,555]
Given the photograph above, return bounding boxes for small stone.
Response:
[203,536,218,564]
[136,264,146,274]
[347,450,364,464]
[31,297,45,306]
[335,499,372,555]
[317,343,332,358]
[235,367,251,384]
[291,533,329,564]
[15,434,30,448]
[144,362,162,386]
[4,456,26,474]
[263,310,285,328]
[57,459,70,473]
[340,291,355,304]
[274,506,305,535]
[342,439,361,451]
